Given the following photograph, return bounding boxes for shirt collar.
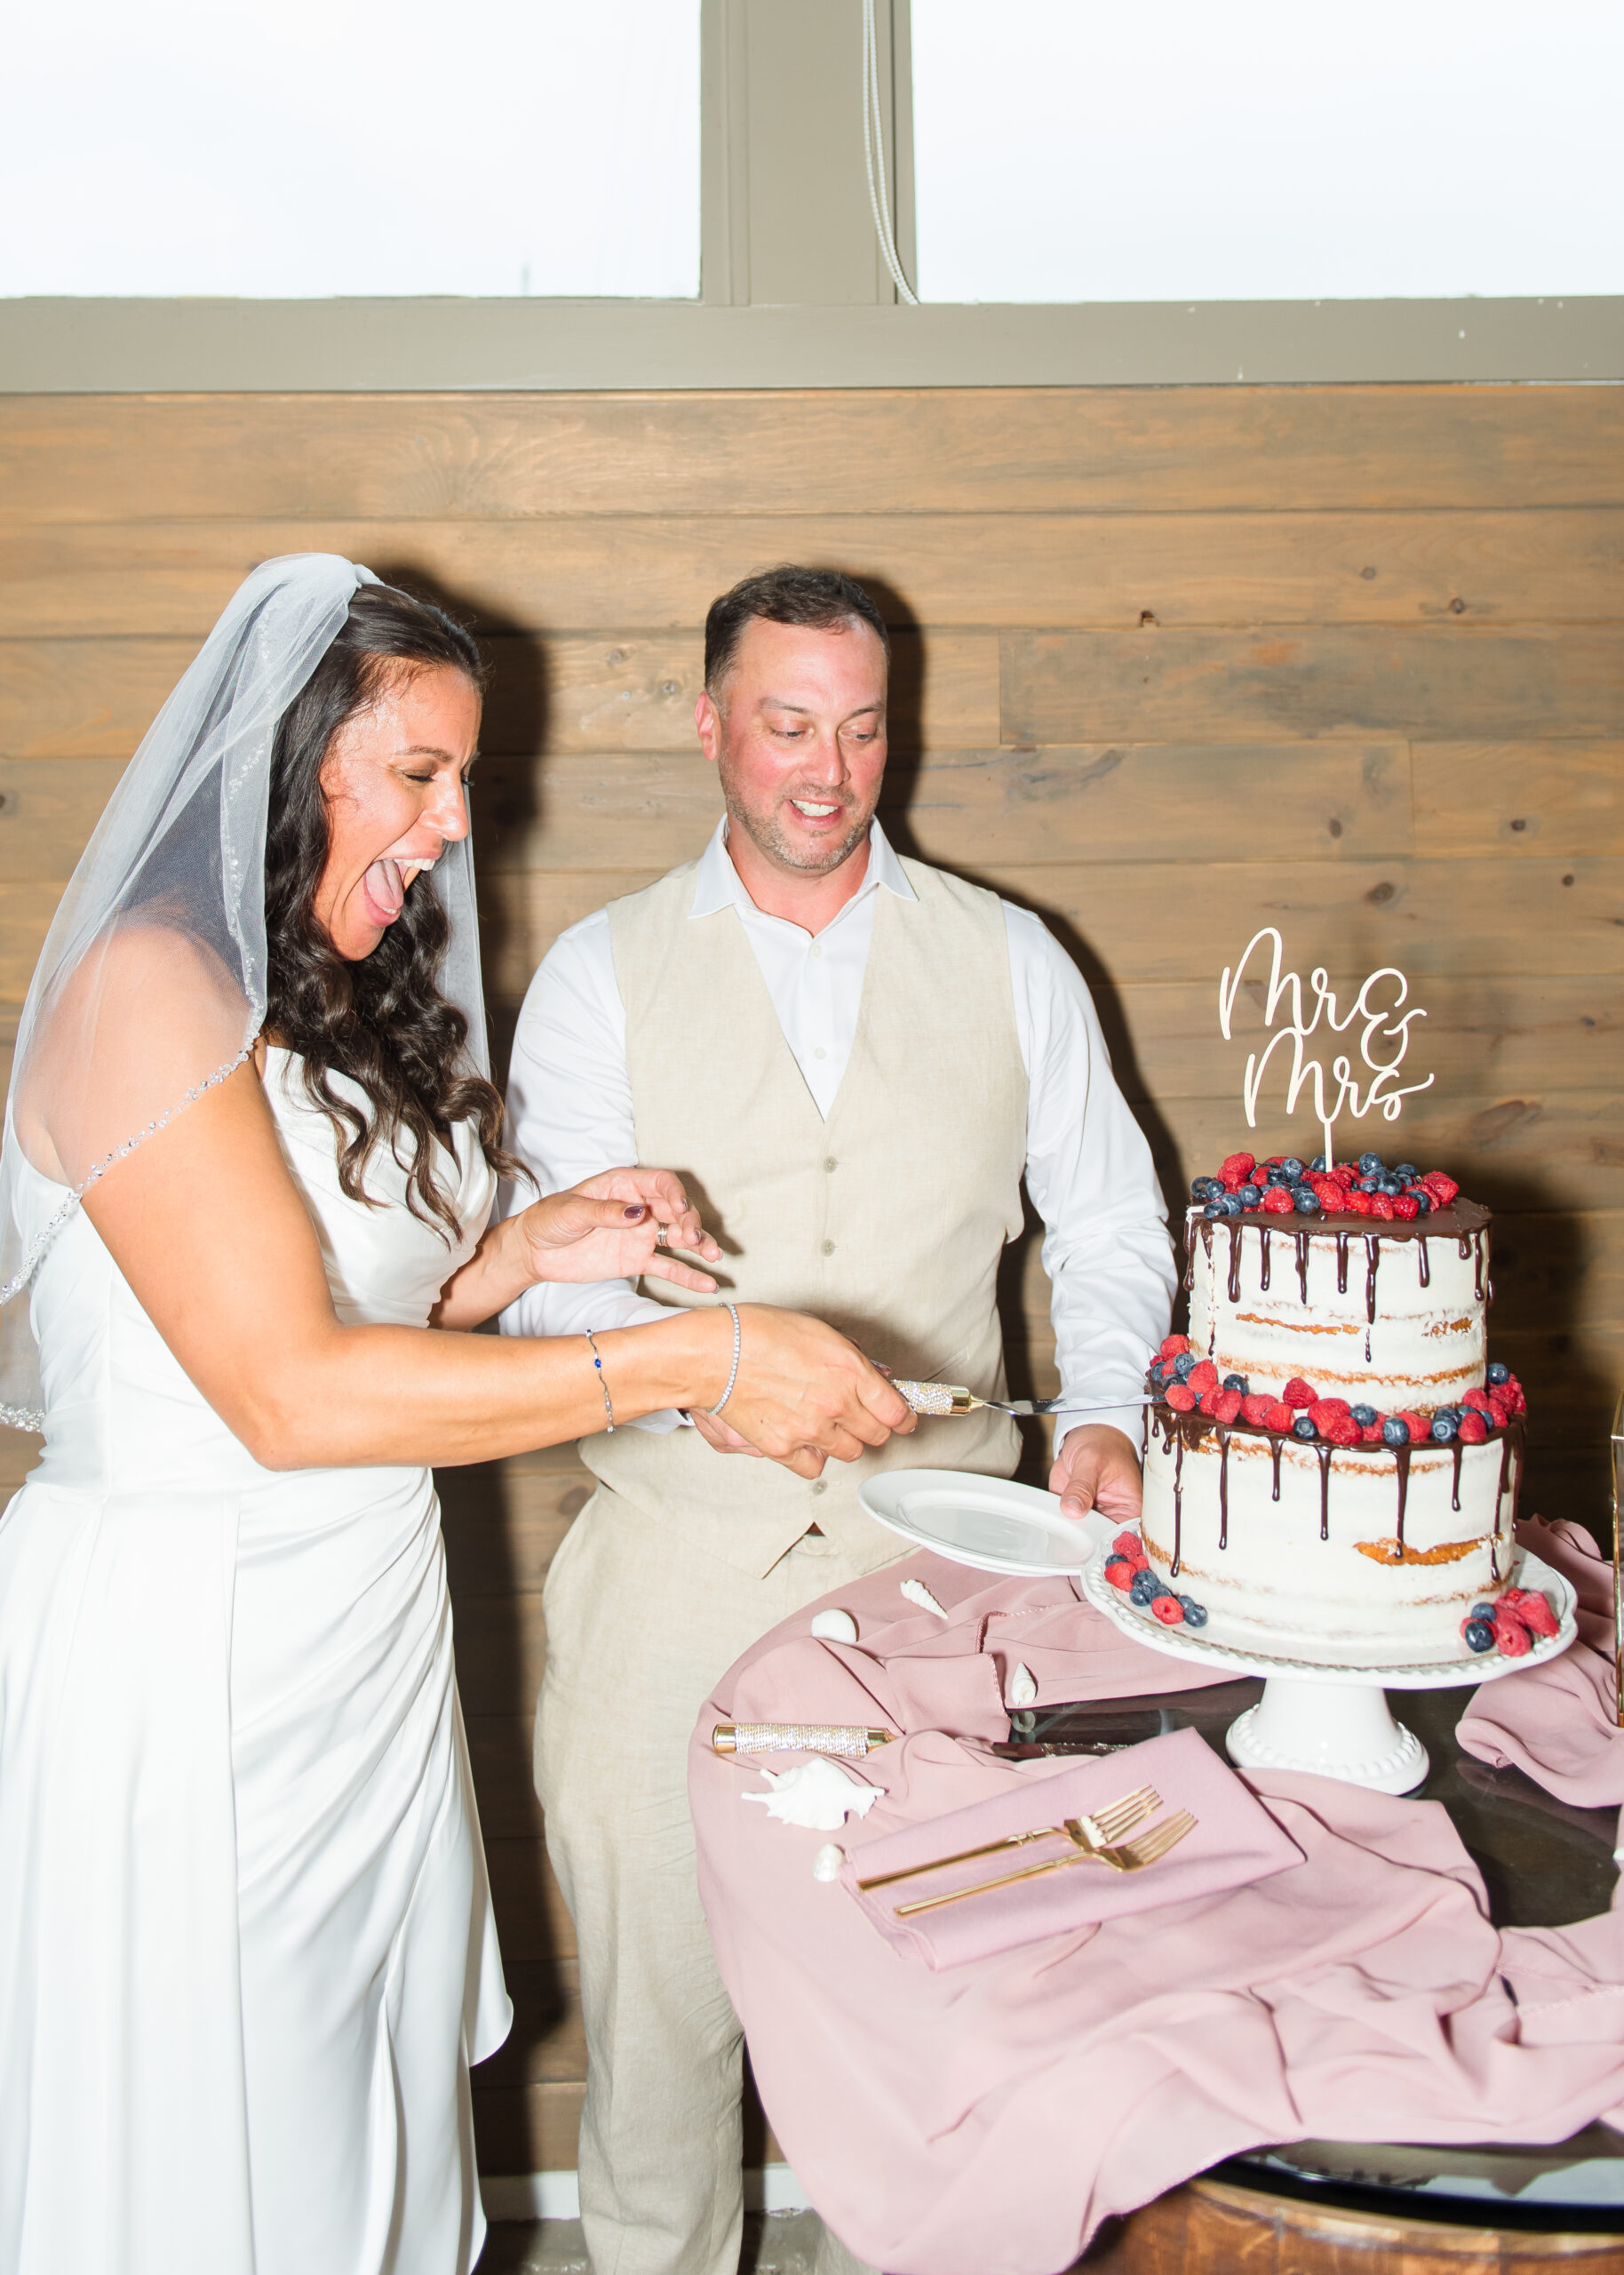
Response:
[689,818,916,921]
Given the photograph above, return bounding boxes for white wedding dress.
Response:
[0,1048,512,2275]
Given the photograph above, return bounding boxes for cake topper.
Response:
[1218,927,1434,1169]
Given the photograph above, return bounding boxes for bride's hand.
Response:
[517,1168,724,1293]
[715,1305,916,1478]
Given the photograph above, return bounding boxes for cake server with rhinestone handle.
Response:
[891,1382,1159,1419]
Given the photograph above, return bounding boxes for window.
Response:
[912,0,1623,302]
[0,0,700,297]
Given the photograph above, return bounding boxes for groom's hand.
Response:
[1050,1424,1142,1523]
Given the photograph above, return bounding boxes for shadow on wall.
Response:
[374,563,564,2147]
[370,559,551,1097]
[866,576,1183,1481]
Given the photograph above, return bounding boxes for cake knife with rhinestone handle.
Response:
[712,1722,896,1758]
[891,1382,1159,1419]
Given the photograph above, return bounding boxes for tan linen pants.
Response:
[536,1482,895,2275]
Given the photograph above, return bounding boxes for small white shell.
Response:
[900,1577,949,1619]
[741,1757,882,1832]
[809,1607,859,1644]
[1007,1661,1039,1708]
[812,1844,845,1882]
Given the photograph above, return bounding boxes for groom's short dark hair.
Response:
[704,566,889,695]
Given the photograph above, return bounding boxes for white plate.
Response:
[1079,1534,1579,1688]
[858,1468,1104,1577]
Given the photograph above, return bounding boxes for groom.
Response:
[500,567,1175,2275]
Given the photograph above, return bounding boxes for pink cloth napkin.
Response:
[843,1726,1304,1968]
[1457,1517,1624,1811]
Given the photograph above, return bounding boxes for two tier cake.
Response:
[1135,1148,1527,1656]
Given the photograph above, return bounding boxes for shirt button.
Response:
[810,1479,826,1495]
[814,1047,827,1060]
[811,943,823,959]
[821,1239,836,1256]
[824,1157,838,1173]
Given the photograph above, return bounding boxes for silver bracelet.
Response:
[708,1302,741,1416]
[584,1329,614,1433]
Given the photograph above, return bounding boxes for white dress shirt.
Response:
[498,820,1176,1447]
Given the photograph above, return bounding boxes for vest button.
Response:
[821,1239,836,1256]
[823,1157,838,1173]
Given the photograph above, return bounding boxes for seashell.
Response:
[740,1756,882,1832]
[812,1844,845,1883]
[900,1577,948,1619]
[1007,1661,1039,1708]
[809,1607,859,1644]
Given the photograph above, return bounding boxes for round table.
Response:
[999,1678,1624,2264]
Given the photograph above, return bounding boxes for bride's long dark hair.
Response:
[264,583,523,1233]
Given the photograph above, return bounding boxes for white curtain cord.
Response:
[862,0,919,306]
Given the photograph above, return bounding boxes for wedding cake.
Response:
[1127,1149,1532,1657]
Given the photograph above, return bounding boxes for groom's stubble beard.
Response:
[720,782,874,877]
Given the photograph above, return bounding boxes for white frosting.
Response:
[1188,1210,1487,1409]
[740,1757,881,1832]
[1142,1427,1517,1647]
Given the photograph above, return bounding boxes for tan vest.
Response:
[583,856,1029,1577]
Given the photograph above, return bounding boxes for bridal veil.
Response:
[0,553,490,1429]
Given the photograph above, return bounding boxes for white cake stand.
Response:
[1079,1538,1578,1796]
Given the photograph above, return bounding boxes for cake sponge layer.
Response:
[1187,1204,1489,1412]
[1142,1418,1517,1651]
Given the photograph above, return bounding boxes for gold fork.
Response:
[856,1784,1161,1893]
[893,1808,1197,1917]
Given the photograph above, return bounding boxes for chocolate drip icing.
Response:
[1146,1370,1517,1583]
[1180,1201,1486,1335]
[1490,1423,1526,1585]
[1509,1423,1524,1555]
[1182,1218,1198,1293]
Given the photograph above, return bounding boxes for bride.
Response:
[0,556,912,2275]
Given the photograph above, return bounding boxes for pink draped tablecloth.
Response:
[689,1525,1624,2275]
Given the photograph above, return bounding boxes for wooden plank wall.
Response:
[1,387,1620,2175]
